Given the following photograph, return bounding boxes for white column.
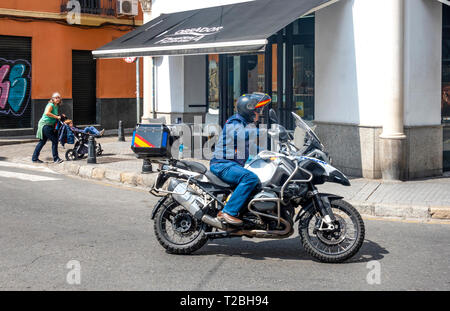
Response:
[379,0,405,141]
[316,0,408,180]
[378,0,407,180]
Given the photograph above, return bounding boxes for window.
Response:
[443,5,450,123]
[207,54,219,113]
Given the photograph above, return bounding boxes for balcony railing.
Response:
[60,0,117,17]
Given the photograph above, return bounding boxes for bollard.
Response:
[118,120,125,142]
[142,158,153,174]
[87,136,97,164]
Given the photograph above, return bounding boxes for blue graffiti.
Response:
[0,58,31,116]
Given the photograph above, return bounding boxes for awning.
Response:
[438,0,450,6]
[93,0,339,59]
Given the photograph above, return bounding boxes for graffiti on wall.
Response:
[0,58,31,117]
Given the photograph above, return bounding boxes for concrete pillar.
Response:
[379,0,406,180]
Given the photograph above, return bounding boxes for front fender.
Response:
[295,193,343,222]
[151,195,170,220]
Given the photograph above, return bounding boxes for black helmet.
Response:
[236,92,271,123]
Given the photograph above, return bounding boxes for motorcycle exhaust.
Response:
[233,217,293,239]
[168,179,227,230]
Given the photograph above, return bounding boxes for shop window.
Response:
[442,5,450,171]
[443,5,450,124]
[207,54,219,113]
[292,15,315,121]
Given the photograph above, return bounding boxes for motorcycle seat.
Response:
[176,160,207,174]
[204,170,232,188]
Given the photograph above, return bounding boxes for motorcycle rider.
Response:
[210,92,271,225]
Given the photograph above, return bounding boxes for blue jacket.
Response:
[57,124,74,146]
[211,114,260,167]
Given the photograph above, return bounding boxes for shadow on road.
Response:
[346,239,389,263]
[195,238,388,263]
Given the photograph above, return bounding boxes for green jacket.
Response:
[36,102,58,140]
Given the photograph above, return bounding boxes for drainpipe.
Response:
[379,0,406,180]
[139,0,155,123]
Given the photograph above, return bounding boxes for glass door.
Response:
[218,54,265,125]
[443,5,450,171]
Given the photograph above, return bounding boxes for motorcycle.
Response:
[148,110,365,263]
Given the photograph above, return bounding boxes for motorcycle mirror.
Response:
[269,109,279,124]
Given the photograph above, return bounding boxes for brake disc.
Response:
[316,214,347,245]
[172,211,195,235]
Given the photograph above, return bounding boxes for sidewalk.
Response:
[1,135,449,221]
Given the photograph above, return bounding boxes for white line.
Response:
[92,39,267,56]
[0,161,60,174]
[0,171,62,182]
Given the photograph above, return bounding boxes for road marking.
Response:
[0,171,62,182]
[0,161,60,174]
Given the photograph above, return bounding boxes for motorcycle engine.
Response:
[251,190,278,212]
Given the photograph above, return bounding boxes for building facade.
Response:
[137,0,447,180]
[0,0,144,136]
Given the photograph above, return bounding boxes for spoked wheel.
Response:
[65,149,78,161]
[299,200,365,263]
[154,197,209,254]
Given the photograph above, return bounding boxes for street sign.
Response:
[124,57,137,63]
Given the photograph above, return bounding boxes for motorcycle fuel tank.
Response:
[246,155,295,187]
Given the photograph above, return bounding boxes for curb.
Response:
[0,139,38,146]
[350,202,450,221]
[51,162,450,221]
[59,161,157,189]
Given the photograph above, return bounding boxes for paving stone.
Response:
[430,207,450,219]
[92,168,106,180]
[104,169,122,183]
[79,166,93,179]
[121,172,138,186]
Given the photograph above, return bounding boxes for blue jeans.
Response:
[83,126,100,136]
[32,125,59,161]
[210,160,260,217]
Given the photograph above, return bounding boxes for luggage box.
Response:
[131,124,171,158]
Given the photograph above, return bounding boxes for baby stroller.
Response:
[57,120,103,161]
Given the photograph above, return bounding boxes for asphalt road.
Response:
[0,163,449,291]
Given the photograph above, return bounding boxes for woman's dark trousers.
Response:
[32,125,59,162]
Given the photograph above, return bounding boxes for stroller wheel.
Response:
[65,149,78,161]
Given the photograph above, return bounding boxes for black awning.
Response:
[93,0,338,59]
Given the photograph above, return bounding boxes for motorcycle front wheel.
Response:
[299,199,365,263]
[154,196,210,254]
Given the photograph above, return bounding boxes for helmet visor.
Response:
[253,93,271,115]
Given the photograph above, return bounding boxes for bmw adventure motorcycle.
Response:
[148,110,365,263]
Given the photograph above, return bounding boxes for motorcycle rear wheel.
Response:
[154,197,210,254]
[299,199,365,263]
